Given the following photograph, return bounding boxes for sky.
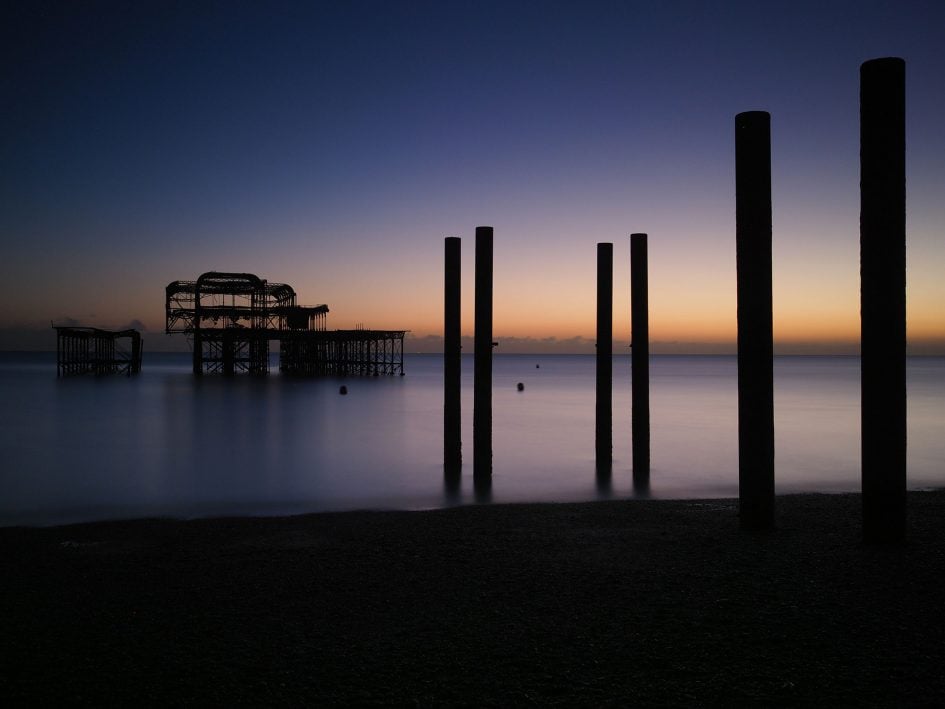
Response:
[2,0,943,353]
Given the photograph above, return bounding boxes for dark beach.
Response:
[2,491,944,706]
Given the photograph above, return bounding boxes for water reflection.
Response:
[473,474,493,504]
[633,474,652,498]
[595,460,613,498]
[443,463,462,503]
[1,353,943,526]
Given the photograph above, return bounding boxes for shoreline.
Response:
[3,491,944,705]
[5,485,943,530]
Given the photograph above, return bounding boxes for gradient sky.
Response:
[2,0,943,352]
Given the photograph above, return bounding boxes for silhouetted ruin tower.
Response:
[166,272,405,376]
[53,326,142,376]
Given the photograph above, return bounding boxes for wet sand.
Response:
[2,491,944,706]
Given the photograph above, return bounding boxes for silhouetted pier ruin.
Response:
[54,326,142,376]
[166,272,405,376]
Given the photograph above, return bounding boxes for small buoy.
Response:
[516,382,524,391]
[536,364,540,368]
[339,385,348,395]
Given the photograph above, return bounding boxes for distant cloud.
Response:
[0,326,57,350]
[1,323,941,355]
[492,336,598,354]
[406,333,598,354]
[404,333,944,356]
[0,317,193,352]
[120,319,148,332]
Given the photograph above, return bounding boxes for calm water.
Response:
[1,352,942,526]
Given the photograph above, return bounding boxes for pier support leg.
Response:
[223,331,235,376]
[444,236,462,477]
[736,111,775,531]
[631,233,650,487]
[860,57,907,543]
[473,226,493,485]
[596,243,613,468]
[131,333,142,374]
[192,330,203,375]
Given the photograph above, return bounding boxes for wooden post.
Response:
[735,110,775,530]
[596,243,613,465]
[444,236,462,473]
[631,233,650,482]
[861,57,907,543]
[474,226,493,481]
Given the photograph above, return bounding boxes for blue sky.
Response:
[2,1,943,352]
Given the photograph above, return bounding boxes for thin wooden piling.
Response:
[192,330,203,375]
[474,226,493,480]
[130,332,142,374]
[630,233,650,482]
[735,111,775,530]
[444,236,462,472]
[860,57,906,543]
[222,331,235,376]
[596,243,613,465]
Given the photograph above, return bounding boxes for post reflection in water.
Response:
[1,352,943,526]
[633,475,652,499]
[595,460,613,498]
[443,464,462,503]
[473,474,493,504]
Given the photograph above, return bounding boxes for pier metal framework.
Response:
[279,329,405,376]
[54,326,142,376]
[166,271,404,376]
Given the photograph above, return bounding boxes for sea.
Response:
[1,352,942,526]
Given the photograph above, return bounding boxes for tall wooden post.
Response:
[735,111,775,530]
[474,226,493,481]
[861,57,906,543]
[596,243,613,465]
[444,236,462,473]
[631,233,650,482]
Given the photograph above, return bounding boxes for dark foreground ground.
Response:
[2,492,944,706]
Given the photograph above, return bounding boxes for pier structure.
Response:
[166,272,404,376]
[54,326,142,376]
[279,328,405,376]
